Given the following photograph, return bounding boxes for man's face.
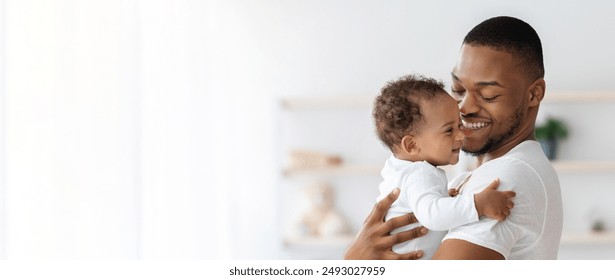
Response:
[450,44,533,156]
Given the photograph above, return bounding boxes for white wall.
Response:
[0,0,5,258]
[0,0,240,259]
[226,0,615,95]
[0,0,279,259]
[4,0,142,258]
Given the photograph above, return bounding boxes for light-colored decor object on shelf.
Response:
[298,182,350,238]
[289,149,342,169]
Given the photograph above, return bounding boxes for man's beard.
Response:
[462,106,525,157]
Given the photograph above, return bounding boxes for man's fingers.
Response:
[382,225,428,247]
[380,252,400,260]
[504,191,516,198]
[395,250,424,260]
[408,213,419,224]
[486,178,500,190]
[366,188,400,225]
[380,213,416,234]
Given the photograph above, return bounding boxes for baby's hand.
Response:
[448,188,459,197]
[473,179,516,221]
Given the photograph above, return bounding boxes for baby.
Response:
[373,74,515,259]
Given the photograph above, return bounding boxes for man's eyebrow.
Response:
[451,72,460,82]
[451,72,505,88]
[475,81,505,88]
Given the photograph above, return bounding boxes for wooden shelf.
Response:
[283,160,615,178]
[279,91,615,111]
[283,164,382,178]
[283,235,355,247]
[284,232,615,247]
[281,95,375,110]
[285,232,615,247]
[560,231,615,245]
[552,160,615,173]
[543,91,615,103]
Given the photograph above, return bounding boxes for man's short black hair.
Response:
[463,16,544,79]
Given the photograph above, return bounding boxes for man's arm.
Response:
[432,239,504,259]
[344,188,429,260]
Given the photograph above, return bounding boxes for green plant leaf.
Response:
[535,117,568,140]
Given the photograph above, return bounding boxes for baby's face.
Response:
[412,95,464,166]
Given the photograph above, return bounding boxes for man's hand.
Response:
[343,188,428,260]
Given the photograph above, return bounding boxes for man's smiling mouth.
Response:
[462,120,491,130]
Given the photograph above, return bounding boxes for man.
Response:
[345,16,563,260]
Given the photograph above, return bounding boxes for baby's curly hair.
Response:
[373,74,447,152]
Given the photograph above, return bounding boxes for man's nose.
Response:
[459,93,479,115]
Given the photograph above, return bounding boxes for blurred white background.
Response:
[0,0,614,259]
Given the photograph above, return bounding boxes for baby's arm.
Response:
[407,172,478,231]
[473,179,516,221]
[409,175,515,231]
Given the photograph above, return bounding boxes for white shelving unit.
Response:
[279,95,378,255]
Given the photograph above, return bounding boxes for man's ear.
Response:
[400,135,420,155]
[528,78,546,107]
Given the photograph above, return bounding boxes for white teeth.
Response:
[462,120,489,130]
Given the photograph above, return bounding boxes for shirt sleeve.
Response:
[403,163,479,231]
[442,159,531,259]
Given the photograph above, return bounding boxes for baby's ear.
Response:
[400,135,420,155]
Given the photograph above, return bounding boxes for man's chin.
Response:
[462,137,500,156]
[461,146,486,157]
